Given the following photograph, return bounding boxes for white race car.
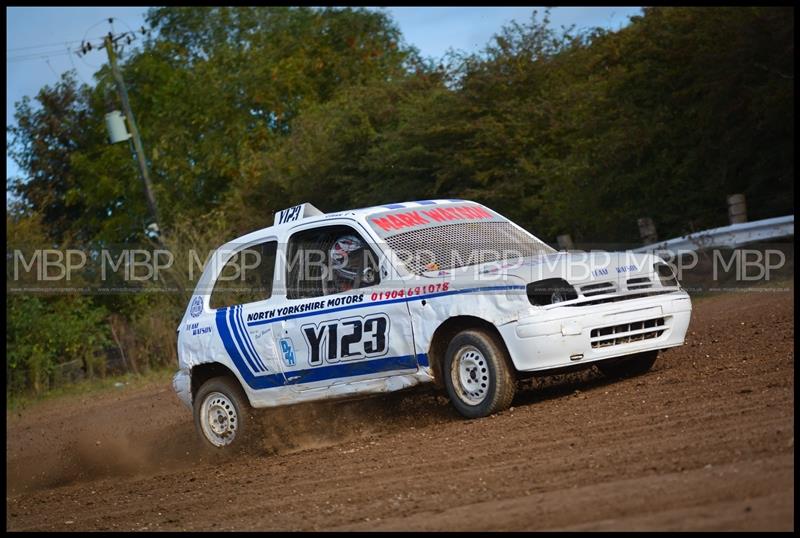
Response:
[173,200,692,448]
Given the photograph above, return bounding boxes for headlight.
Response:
[654,262,679,287]
[527,278,578,306]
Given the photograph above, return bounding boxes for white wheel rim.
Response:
[200,391,238,447]
[451,345,490,405]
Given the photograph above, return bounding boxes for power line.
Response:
[7,39,84,53]
[7,48,73,59]
[7,33,111,63]
[7,50,75,63]
[44,58,59,79]
[6,35,108,53]
[7,46,76,58]
[67,45,92,86]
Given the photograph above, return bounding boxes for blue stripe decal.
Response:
[382,203,406,209]
[240,306,267,371]
[236,306,266,372]
[280,354,419,387]
[217,308,432,390]
[415,200,437,205]
[228,307,261,373]
[230,307,260,372]
[216,309,257,377]
[227,353,428,391]
[247,285,525,327]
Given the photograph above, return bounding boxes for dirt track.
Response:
[6,288,794,531]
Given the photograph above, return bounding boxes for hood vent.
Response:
[580,281,616,297]
[626,277,652,290]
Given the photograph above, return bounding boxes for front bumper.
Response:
[172,368,192,409]
[499,291,692,372]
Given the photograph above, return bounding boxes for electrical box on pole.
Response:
[104,110,132,144]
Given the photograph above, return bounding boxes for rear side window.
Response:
[210,240,277,309]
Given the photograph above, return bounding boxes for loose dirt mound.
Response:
[6,379,453,494]
[6,288,794,531]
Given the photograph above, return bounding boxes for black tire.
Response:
[596,350,659,379]
[443,329,516,419]
[193,376,254,451]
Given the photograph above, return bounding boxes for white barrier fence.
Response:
[633,214,794,255]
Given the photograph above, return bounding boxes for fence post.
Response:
[557,234,575,251]
[637,217,658,244]
[727,193,747,224]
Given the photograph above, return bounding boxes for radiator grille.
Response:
[590,317,666,348]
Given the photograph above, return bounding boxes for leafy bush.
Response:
[6,295,111,396]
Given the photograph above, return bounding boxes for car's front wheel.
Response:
[596,350,659,379]
[443,329,516,419]
[193,376,252,450]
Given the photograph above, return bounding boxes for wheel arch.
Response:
[191,362,249,404]
[426,315,514,388]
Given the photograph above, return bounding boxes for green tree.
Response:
[537,7,794,241]
[8,7,420,245]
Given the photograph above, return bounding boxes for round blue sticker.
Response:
[190,296,203,318]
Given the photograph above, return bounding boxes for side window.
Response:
[210,240,277,309]
[286,225,380,299]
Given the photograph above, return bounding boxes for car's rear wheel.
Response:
[596,350,659,378]
[443,329,516,419]
[193,376,252,450]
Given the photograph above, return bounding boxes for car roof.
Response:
[314,199,470,220]
[226,199,472,247]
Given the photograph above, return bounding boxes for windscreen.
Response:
[367,202,556,275]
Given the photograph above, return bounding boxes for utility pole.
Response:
[103,31,161,235]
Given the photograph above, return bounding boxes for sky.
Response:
[6,6,643,182]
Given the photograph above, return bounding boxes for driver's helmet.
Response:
[330,235,368,292]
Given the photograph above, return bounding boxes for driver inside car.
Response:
[327,234,375,294]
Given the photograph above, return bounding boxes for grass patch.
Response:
[6,367,176,413]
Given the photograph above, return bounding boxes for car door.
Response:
[265,219,419,392]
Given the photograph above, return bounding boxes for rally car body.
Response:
[173,200,692,418]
